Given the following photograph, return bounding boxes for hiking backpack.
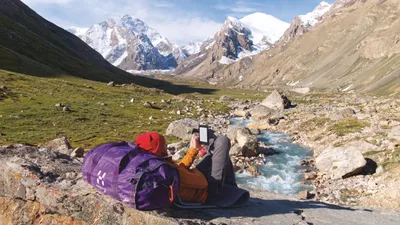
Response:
[82,142,179,210]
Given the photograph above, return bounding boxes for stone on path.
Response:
[261,90,291,111]
[298,190,313,200]
[316,146,367,180]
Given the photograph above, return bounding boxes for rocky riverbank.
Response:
[1,144,400,225]
[226,90,400,210]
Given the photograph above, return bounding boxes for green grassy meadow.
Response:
[0,70,264,148]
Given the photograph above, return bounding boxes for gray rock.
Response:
[143,102,153,108]
[166,119,199,141]
[229,144,243,156]
[291,87,310,94]
[316,146,367,180]
[261,90,291,111]
[107,81,115,87]
[232,108,250,118]
[341,108,356,118]
[227,126,259,157]
[376,166,384,175]
[39,137,73,155]
[62,106,71,112]
[329,113,344,121]
[219,95,234,102]
[249,128,261,135]
[249,105,276,121]
[348,141,379,154]
[236,128,259,157]
[388,126,400,142]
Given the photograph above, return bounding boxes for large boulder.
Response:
[166,119,199,141]
[39,137,73,155]
[261,90,291,111]
[316,146,367,180]
[249,105,276,121]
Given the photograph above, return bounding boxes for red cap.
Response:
[135,132,167,157]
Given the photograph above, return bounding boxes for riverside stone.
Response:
[249,105,276,121]
[316,146,367,180]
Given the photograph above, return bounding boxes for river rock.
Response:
[316,146,367,180]
[249,105,276,121]
[39,137,73,155]
[227,126,259,157]
[232,108,250,118]
[247,119,273,130]
[388,126,400,142]
[246,165,260,176]
[236,129,259,157]
[261,90,291,111]
[166,119,199,141]
[229,144,243,156]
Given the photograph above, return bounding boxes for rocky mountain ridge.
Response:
[181,0,400,96]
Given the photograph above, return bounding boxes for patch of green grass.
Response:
[330,119,370,137]
[0,71,249,149]
[298,117,332,132]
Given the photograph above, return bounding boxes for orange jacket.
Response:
[168,148,208,203]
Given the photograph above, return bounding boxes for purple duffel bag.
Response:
[82,142,179,210]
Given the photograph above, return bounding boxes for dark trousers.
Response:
[195,136,237,188]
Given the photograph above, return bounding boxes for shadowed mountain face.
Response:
[0,0,136,83]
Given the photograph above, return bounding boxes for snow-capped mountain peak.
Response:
[299,1,332,27]
[66,26,89,37]
[239,12,290,45]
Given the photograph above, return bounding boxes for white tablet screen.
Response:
[199,127,208,143]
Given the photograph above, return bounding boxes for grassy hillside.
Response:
[0,70,265,148]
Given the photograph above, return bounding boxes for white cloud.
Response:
[22,0,73,4]
[21,0,222,45]
[150,18,222,45]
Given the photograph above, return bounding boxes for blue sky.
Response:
[22,0,334,45]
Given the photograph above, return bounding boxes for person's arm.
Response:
[178,147,199,169]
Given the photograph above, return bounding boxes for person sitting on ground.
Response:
[135,131,243,205]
